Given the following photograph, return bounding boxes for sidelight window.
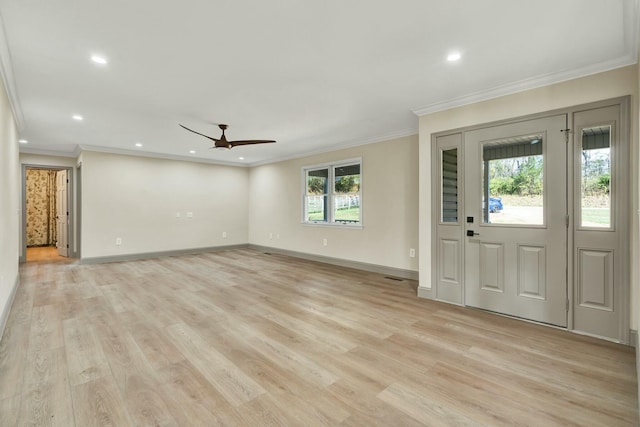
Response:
[579,125,611,229]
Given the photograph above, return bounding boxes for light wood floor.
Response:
[0,249,637,426]
[26,246,72,263]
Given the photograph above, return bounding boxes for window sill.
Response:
[302,221,363,229]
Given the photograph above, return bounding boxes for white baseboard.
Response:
[248,244,418,281]
[417,286,433,299]
[80,244,250,264]
[635,330,640,412]
[0,274,19,342]
[80,244,419,284]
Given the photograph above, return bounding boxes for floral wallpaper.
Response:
[26,169,57,246]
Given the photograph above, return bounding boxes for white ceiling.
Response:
[1,0,637,166]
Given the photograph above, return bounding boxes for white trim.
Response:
[412,59,637,117]
[0,275,19,342]
[19,147,78,158]
[417,286,432,299]
[251,128,417,167]
[301,157,363,226]
[18,129,417,169]
[75,145,248,167]
[80,244,249,264]
[0,14,24,130]
[302,222,363,230]
[250,244,418,281]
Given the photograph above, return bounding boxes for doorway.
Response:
[463,114,567,327]
[431,98,629,343]
[22,165,73,263]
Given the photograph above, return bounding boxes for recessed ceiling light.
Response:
[72,114,83,121]
[447,52,461,62]
[189,150,196,154]
[18,139,28,144]
[238,157,245,160]
[91,55,107,65]
[135,142,143,147]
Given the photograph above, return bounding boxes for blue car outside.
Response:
[489,197,503,213]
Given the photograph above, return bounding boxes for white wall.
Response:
[418,65,639,328]
[80,151,249,259]
[0,78,19,338]
[248,134,419,272]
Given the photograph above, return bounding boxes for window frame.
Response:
[301,157,363,228]
[576,121,615,231]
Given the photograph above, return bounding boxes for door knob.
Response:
[466,230,479,237]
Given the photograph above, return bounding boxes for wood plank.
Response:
[62,317,110,386]
[165,322,266,406]
[17,347,75,426]
[71,376,133,427]
[0,249,635,425]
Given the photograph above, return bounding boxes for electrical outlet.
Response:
[222,231,227,238]
[409,248,416,258]
[186,212,193,218]
[116,237,122,245]
[269,233,273,239]
[276,234,280,239]
[322,238,328,246]
[176,212,181,218]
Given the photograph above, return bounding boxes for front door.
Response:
[463,115,568,327]
[56,169,68,257]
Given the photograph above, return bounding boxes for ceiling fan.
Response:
[179,123,276,149]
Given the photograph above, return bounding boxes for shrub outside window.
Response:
[303,159,361,225]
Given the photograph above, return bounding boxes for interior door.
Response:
[56,169,68,257]
[464,115,567,327]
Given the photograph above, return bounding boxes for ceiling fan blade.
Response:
[228,140,276,147]
[179,124,220,142]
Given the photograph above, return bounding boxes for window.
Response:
[303,159,361,225]
[579,125,611,229]
[482,134,544,226]
[441,148,458,223]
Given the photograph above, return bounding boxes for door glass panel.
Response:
[482,134,544,225]
[580,125,611,228]
[441,148,458,223]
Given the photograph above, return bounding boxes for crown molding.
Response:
[76,144,249,167]
[20,126,419,169]
[248,127,418,167]
[19,147,78,158]
[413,0,639,118]
[0,14,23,130]
[412,56,637,117]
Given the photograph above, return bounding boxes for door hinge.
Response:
[565,215,569,227]
[566,299,570,312]
[66,179,69,183]
[66,244,69,248]
[561,128,572,143]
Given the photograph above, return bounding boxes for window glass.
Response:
[441,148,458,223]
[482,135,544,225]
[333,164,360,223]
[580,126,611,228]
[303,161,362,225]
[305,168,328,222]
